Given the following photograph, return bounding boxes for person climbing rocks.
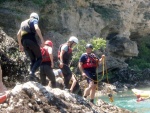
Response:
[0,65,8,104]
[78,43,105,103]
[40,40,56,88]
[58,36,79,91]
[0,65,7,94]
[17,12,45,81]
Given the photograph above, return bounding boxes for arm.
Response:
[48,47,54,68]
[0,66,6,92]
[78,62,86,77]
[78,62,84,74]
[59,50,65,68]
[49,54,54,68]
[98,54,105,65]
[34,24,44,46]
[17,29,23,51]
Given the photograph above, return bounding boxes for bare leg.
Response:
[70,75,77,92]
[83,81,94,97]
[89,84,97,99]
[0,66,7,94]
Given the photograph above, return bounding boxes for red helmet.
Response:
[137,94,141,98]
[45,40,53,47]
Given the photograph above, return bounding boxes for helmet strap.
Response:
[70,41,75,47]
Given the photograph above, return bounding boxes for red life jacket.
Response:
[41,47,51,62]
[82,53,98,68]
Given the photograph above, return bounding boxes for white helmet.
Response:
[30,12,39,21]
[69,36,78,44]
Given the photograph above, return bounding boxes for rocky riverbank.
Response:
[0,82,132,113]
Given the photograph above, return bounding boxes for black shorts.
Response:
[84,70,97,84]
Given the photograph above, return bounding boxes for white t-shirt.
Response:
[61,44,68,52]
[53,69,62,77]
[44,46,52,54]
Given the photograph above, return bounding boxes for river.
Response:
[99,88,150,113]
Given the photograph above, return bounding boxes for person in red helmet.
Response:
[40,40,56,88]
[136,94,149,102]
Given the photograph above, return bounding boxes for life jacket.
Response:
[58,43,72,64]
[41,47,51,62]
[82,53,99,69]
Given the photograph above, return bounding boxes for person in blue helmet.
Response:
[78,44,105,103]
[17,12,45,81]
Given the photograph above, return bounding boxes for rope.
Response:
[104,57,109,84]
[83,58,105,83]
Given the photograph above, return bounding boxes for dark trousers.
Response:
[61,65,72,89]
[22,39,42,75]
[40,63,56,88]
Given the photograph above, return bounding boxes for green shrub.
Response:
[90,36,106,51]
[71,37,106,68]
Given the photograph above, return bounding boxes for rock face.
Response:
[1,0,148,70]
[0,82,132,113]
[112,68,150,91]
[0,28,28,85]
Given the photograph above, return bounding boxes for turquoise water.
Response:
[99,88,150,113]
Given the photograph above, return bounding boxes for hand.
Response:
[51,63,54,68]
[82,72,86,78]
[41,42,45,47]
[59,63,63,68]
[19,45,24,52]
[102,54,105,58]
[100,55,105,62]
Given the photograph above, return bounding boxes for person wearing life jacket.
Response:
[0,65,7,104]
[58,36,78,90]
[0,65,6,94]
[40,40,56,88]
[17,12,45,81]
[136,94,150,102]
[78,44,105,103]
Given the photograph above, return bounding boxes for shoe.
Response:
[29,76,35,81]
[29,74,39,82]
[64,88,70,92]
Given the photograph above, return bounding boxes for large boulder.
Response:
[0,81,132,113]
[1,0,149,71]
[0,28,28,87]
[108,35,138,57]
